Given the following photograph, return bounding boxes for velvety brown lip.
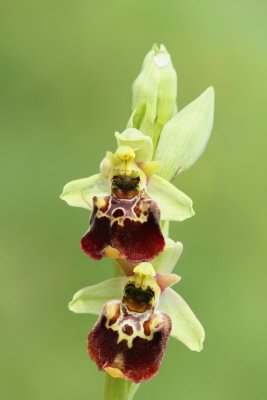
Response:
[88,302,171,383]
[81,193,165,263]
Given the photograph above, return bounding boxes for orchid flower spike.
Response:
[60,43,214,400]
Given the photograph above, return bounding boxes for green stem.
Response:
[104,373,140,400]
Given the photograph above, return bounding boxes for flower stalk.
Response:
[104,374,139,400]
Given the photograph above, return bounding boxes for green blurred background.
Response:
[1,1,266,399]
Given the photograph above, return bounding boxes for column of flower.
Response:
[61,44,214,400]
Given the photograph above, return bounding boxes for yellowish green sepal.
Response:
[152,238,183,274]
[69,276,127,314]
[159,287,205,352]
[60,173,109,210]
[155,87,214,181]
[147,174,194,221]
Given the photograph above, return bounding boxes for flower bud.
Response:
[127,44,177,148]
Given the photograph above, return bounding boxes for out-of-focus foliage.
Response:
[0,1,266,399]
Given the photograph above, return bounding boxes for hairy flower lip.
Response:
[88,300,172,383]
[80,193,165,263]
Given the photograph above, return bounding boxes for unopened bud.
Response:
[127,44,177,148]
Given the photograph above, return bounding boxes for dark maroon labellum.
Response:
[88,302,171,383]
[81,192,165,263]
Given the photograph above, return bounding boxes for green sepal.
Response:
[60,173,109,210]
[155,87,214,181]
[152,238,183,273]
[147,174,194,221]
[68,277,127,314]
[159,288,205,352]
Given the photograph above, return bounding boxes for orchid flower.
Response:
[69,262,204,383]
[60,129,194,263]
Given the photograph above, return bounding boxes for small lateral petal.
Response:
[158,288,205,352]
[147,175,194,221]
[156,273,181,291]
[69,277,127,314]
[60,173,110,210]
[138,161,161,179]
